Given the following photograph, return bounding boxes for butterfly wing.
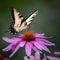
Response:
[11,8,24,32]
[26,10,38,25]
[9,9,38,34]
[11,8,24,25]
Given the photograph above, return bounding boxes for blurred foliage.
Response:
[0,0,60,60]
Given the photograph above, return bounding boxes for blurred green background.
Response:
[0,0,60,60]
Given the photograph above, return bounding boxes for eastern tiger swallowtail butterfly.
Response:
[9,8,38,34]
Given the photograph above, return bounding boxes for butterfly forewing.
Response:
[26,10,38,25]
[13,8,24,31]
[13,8,24,26]
[9,8,24,34]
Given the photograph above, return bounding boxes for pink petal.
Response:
[35,34,53,38]
[2,37,21,43]
[35,51,40,60]
[36,40,51,53]
[3,58,9,60]
[38,39,53,44]
[43,42,55,46]
[32,45,42,53]
[36,33,45,36]
[32,41,43,50]
[9,43,21,58]
[30,56,35,60]
[24,56,29,60]
[32,45,39,52]
[11,38,22,44]
[19,41,26,47]
[36,38,55,46]
[54,51,60,55]
[25,42,32,56]
[47,56,60,60]
[35,33,46,38]
[2,37,11,43]
[2,44,13,52]
[42,54,47,60]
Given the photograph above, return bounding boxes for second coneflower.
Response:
[2,31,55,58]
[0,54,9,60]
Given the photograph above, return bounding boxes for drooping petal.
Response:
[19,41,26,47]
[35,33,46,38]
[24,56,29,60]
[36,33,45,36]
[30,56,35,60]
[11,38,22,44]
[41,39,54,45]
[32,45,39,52]
[35,51,40,60]
[54,51,60,55]
[32,41,43,50]
[36,38,55,46]
[25,42,32,56]
[47,56,60,60]
[2,37,21,43]
[36,40,51,53]
[38,38,53,44]
[2,37,12,43]
[38,42,51,53]
[9,43,21,58]
[35,33,53,38]
[43,42,55,46]
[2,44,13,52]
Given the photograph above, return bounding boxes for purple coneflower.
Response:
[2,31,55,58]
[0,54,9,60]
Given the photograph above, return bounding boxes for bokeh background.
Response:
[0,0,60,60]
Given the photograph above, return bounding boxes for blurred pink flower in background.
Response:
[24,51,60,60]
[0,54,9,60]
[54,51,60,55]
[47,56,60,60]
[42,52,60,60]
[2,31,55,58]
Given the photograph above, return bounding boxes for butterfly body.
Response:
[9,8,38,34]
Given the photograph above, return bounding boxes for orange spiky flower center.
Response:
[22,31,35,41]
[0,54,3,60]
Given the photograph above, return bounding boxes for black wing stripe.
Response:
[20,18,26,25]
[19,15,23,17]
[11,7,15,20]
[19,15,23,18]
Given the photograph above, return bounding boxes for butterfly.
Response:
[9,7,38,34]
